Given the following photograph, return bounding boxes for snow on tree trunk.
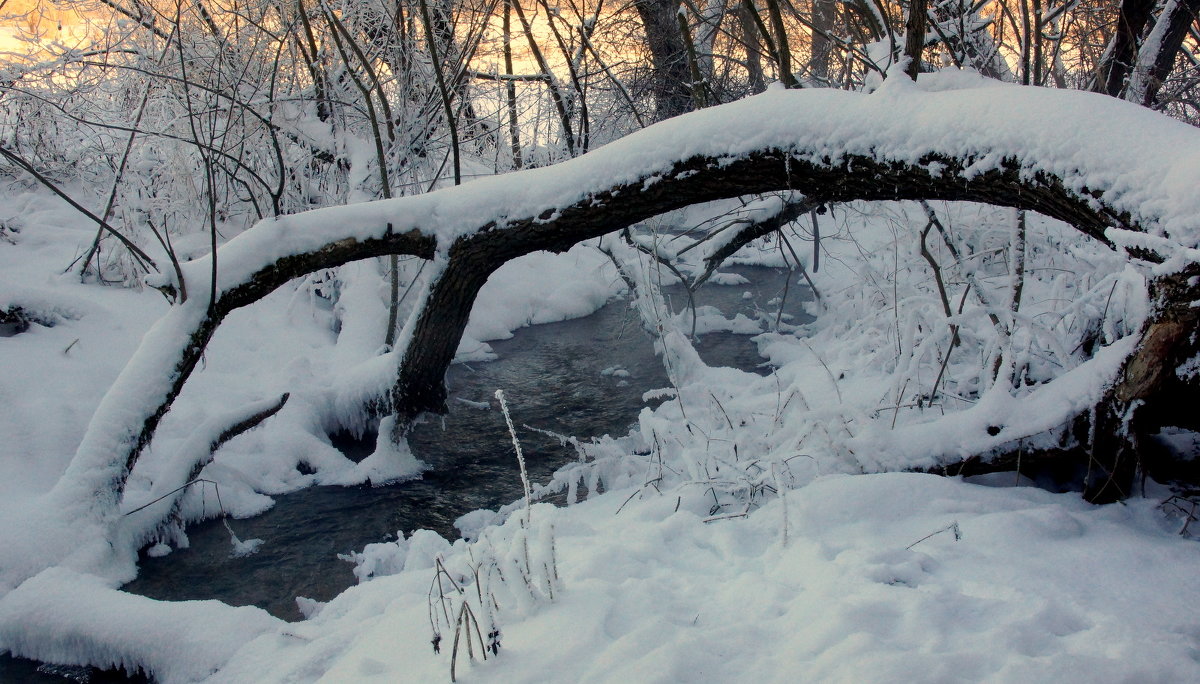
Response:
[44,78,1200,547]
[1125,0,1200,107]
[1084,262,1200,500]
[1093,0,1157,97]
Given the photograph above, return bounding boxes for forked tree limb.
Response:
[121,393,292,535]
[50,229,434,520]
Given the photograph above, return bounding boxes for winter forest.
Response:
[2,0,1200,679]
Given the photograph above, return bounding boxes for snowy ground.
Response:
[211,474,1200,683]
[8,471,1198,683]
[3,118,1200,680]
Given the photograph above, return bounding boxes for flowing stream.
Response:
[1,265,811,682]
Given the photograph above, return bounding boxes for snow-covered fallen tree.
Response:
[7,69,1200,600]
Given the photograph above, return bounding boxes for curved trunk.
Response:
[51,86,1200,524]
[386,148,1124,429]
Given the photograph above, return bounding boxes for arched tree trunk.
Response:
[50,84,1200,532]
[387,147,1128,429]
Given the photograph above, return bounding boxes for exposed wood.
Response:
[1086,262,1200,500]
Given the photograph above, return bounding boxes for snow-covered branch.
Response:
[41,73,1200,561]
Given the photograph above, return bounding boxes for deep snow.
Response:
[2,74,1200,682]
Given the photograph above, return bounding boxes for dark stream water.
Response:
[0,265,810,682]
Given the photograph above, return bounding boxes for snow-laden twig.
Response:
[906,521,962,550]
[496,389,532,526]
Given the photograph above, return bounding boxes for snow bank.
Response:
[5,76,1200,683]
[0,193,619,596]
[459,245,621,361]
[0,567,283,682]
[205,473,1200,683]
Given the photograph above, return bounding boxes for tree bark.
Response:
[903,0,929,79]
[739,0,768,93]
[635,0,696,119]
[1131,0,1200,107]
[809,0,838,82]
[1084,262,1200,500]
[1094,0,1158,97]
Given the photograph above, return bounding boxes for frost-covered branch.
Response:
[49,77,1200,529]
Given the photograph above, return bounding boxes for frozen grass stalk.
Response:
[496,389,536,594]
[770,462,789,546]
[906,521,962,550]
[496,389,532,526]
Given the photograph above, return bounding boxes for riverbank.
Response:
[3,189,1199,682]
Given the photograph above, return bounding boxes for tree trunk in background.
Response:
[1129,0,1200,107]
[904,0,930,79]
[694,0,728,93]
[739,0,768,93]
[931,0,1011,79]
[635,0,695,119]
[809,0,838,82]
[1094,0,1157,97]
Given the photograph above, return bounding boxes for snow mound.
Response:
[204,474,1200,682]
[0,567,283,682]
